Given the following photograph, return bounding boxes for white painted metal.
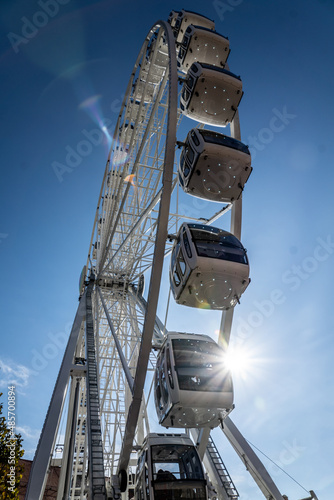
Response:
[56,372,85,500]
[180,63,243,126]
[218,96,243,351]
[25,295,87,499]
[177,26,230,73]
[169,223,250,310]
[80,15,247,491]
[154,332,233,428]
[178,128,252,203]
[172,9,215,43]
[134,433,209,500]
[222,417,286,500]
[27,10,315,500]
[191,429,238,500]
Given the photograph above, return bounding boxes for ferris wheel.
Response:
[25,10,318,500]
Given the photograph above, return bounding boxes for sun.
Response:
[224,344,255,378]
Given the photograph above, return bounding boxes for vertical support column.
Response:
[25,293,87,500]
[86,278,107,500]
[56,371,85,500]
[218,308,234,350]
[60,377,81,499]
[219,107,242,350]
[228,66,242,241]
[194,428,211,461]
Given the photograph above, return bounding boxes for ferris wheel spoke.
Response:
[98,69,171,275]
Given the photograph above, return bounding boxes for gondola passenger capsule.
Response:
[154,332,233,429]
[171,9,215,43]
[180,62,243,126]
[169,223,250,310]
[167,10,180,28]
[178,25,230,73]
[179,128,252,202]
[135,433,208,500]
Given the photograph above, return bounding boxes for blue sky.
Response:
[1,0,334,498]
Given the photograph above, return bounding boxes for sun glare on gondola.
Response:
[225,344,255,378]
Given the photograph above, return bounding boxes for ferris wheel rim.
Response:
[86,21,179,282]
[87,19,179,477]
[116,18,179,474]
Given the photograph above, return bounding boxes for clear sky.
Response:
[1,0,334,498]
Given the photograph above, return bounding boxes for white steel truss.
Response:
[25,13,318,500]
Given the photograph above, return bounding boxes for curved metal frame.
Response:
[116,19,178,474]
[25,11,301,500]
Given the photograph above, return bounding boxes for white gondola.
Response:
[135,433,208,500]
[154,332,233,429]
[180,62,243,126]
[171,9,215,43]
[178,25,230,73]
[167,10,180,28]
[179,128,252,202]
[169,223,250,310]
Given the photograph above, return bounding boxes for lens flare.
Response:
[124,174,136,186]
[78,94,112,143]
[199,301,211,309]
[79,94,101,110]
[112,138,131,167]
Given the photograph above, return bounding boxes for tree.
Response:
[0,391,24,499]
